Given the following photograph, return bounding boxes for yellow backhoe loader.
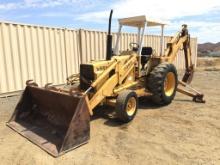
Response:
[7,10,205,157]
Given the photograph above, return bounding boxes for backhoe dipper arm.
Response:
[165,24,194,84]
[164,24,205,103]
[181,25,194,84]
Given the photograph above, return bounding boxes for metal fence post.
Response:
[78,29,83,64]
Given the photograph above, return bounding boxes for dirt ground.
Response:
[0,66,220,164]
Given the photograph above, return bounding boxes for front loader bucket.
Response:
[7,85,90,157]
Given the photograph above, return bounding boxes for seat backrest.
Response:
[141,47,153,56]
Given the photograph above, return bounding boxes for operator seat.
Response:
[141,47,153,70]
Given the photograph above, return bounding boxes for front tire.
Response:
[115,90,138,123]
[146,63,178,105]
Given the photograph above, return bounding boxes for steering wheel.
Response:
[129,42,139,52]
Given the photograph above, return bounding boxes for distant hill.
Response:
[198,42,220,57]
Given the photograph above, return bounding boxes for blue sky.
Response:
[0,0,220,43]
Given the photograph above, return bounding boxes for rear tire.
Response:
[146,63,178,105]
[115,90,138,123]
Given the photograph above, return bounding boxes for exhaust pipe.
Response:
[106,9,113,60]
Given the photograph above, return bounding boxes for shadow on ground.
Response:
[90,96,162,127]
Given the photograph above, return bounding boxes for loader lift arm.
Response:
[84,54,138,115]
[163,24,205,103]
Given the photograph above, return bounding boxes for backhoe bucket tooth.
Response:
[7,85,90,157]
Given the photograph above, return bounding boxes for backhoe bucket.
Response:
[7,85,90,157]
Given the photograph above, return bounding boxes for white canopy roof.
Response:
[118,15,166,27]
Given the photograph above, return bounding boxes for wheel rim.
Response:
[126,97,136,116]
[164,72,176,97]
